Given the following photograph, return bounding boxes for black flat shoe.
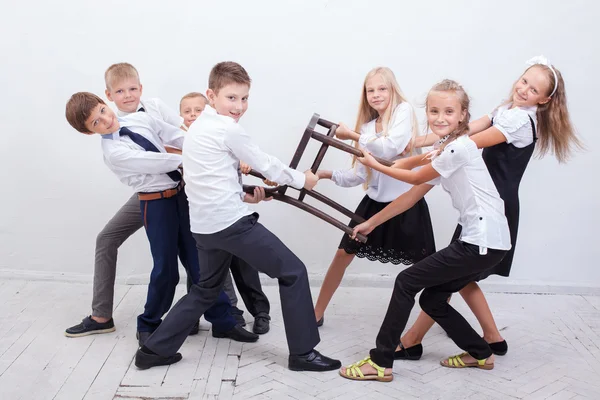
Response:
[288,349,341,372]
[488,340,508,356]
[316,317,324,327]
[135,348,182,370]
[213,324,258,342]
[394,343,423,360]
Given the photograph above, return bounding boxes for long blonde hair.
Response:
[508,65,583,163]
[351,67,419,187]
[426,79,471,154]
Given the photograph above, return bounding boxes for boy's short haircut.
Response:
[180,92,208,107]
[208,62,251,94]
[65,92,106,133]
[105,62,140,90]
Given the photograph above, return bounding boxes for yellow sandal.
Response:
[440,352,494,370]
[339,357,393,382]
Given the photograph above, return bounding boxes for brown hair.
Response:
[208,62,251,94]
[426,79,471,152]
[180,92,208,108]
[65,92,106,133]
[516,65,583,163]
[104,62,140,90]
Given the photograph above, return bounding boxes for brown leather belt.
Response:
[138,182,182,201]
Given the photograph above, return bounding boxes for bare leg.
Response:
[314,249,355,321]
[398,310,436,350]
[460,282,503,343]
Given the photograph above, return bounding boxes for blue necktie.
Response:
[119,126,181,182]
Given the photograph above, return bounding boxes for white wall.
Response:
[1,0,598,288]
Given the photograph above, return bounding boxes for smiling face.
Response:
[426,91,467,138]
[511,66,552,108]
[365,73,391,115]
[105,77,143,113]
[207,83,249,122]
[84,103,120,135]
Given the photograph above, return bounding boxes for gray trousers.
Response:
[91,195,266,318]
[144,213,320,356]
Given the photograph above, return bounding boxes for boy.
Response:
[65,64,252,341]
[135,62,341,372]
[179,92,272,334]
[65,92,257,346]
[179,92,207,128]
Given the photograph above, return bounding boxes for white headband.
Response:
[526,55,558,97]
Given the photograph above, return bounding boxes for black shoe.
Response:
[135,348,182,370]
[189,320,200,336]
[394,343,423,360]
[316,317,324,327]
[65,316,116,338]
[231,307,246,327]
[136,331,151,347]
[213,324,258,342]
[489,340,508,356]
[288,349,341,372]
[252,313,270,335]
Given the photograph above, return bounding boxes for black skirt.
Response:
[339,195,436,265]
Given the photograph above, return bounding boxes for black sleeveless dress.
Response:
[452,116,536,279]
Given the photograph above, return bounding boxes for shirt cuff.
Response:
[289,169,306,190]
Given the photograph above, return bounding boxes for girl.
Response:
[340,79,510,382]
[394,56,583,361]
[313,67,436,326]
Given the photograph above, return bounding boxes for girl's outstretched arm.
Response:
[352,183,434,238]
[358,149,440,185]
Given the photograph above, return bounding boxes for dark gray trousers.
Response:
[144,213,319,356]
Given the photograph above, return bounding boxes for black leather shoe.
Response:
[288,349,341,372]
[394,343,423,360]
[189,320,200,336]
[316,317,324,327]
[136,331,151,347]
[252,313,270,335]
[65,316,115,337]
[135,348,182,370]
[489,340,508,356]
[213,324,258,342]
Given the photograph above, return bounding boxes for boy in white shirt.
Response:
[179,91,273,334]
[135,62,341,372]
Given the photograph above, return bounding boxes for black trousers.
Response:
[370,240,506,367]
[230,256,270,317]
[144,213,320,356]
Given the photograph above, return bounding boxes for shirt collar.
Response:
[116,100,145,117]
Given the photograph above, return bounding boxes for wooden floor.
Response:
[0,279,599,399]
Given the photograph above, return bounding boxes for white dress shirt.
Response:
[331,103,416,202]
[488,104,537,148]
[428,135,511,252]
[117,98,185,128]
[101,112,184,193]
[183,105,305,234]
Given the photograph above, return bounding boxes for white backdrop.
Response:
[0,0,598,289]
